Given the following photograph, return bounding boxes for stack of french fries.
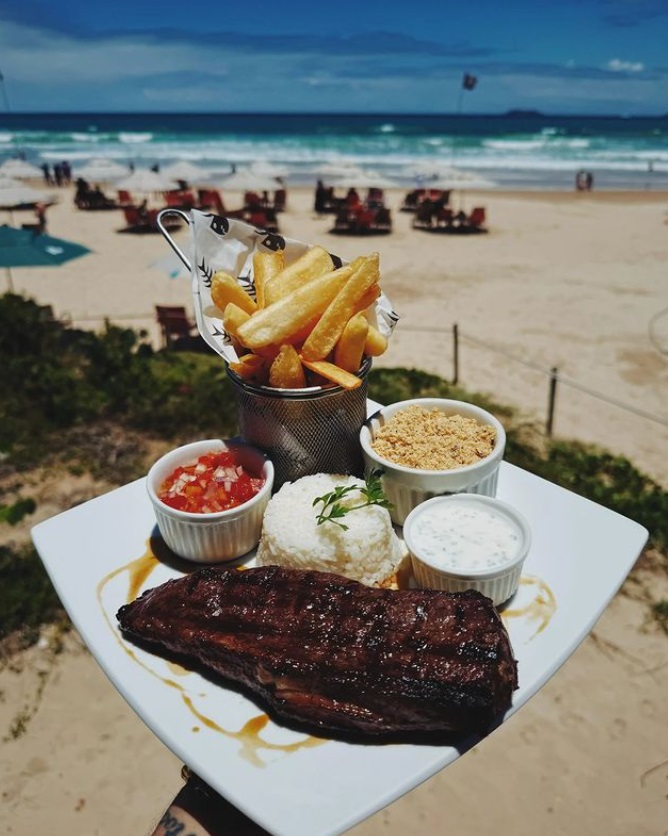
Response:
[211,245,388,390]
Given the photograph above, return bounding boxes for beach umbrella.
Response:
[328,169,401,190]
[74,158,129,182]
[0,182,54,210]
[0,224,92,292]
[161,160,213,183]
[315,162,367,179]
[402,163,496,190]
[425,173,496,191]
[0,158,44,179]
[220,168,281,192]
[114,169,180,193]
[248,160,291,179]
[401,161,474,181]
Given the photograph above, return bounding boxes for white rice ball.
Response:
[256,473,404,586]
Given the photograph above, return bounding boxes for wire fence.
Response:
[453,324,668,435]
[398,323,668,438]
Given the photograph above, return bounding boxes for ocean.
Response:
[1,112,667,191]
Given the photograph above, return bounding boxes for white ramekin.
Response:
[359,397,506,525]
[403,494,531,606]
[146,438,274,563]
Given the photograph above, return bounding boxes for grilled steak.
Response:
[116,566,518,738]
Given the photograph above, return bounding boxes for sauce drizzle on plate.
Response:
[96,540,325,766]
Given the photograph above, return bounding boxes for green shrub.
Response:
[0,293,239,460]
[0,498,37,525]
[0,543,65,645]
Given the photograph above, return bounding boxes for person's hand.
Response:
[150,767,270,836]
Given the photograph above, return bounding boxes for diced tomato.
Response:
[158,448,264,514]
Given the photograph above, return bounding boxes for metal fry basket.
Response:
[228,358,371,489]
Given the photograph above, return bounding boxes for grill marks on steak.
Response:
[116,566,518,738]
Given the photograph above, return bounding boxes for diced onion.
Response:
[158,448,264,514]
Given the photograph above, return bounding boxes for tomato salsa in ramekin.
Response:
[158,448,265,514]
[146,438,274,563]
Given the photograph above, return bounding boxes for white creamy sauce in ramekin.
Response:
[411,501,521,571]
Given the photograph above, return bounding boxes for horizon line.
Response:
[2,110,668,119]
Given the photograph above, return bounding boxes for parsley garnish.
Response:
[313,471,393,530]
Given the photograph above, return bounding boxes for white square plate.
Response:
[32,461,647,836]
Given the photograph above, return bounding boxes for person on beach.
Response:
[137,199,149,220]
[314,179,328,215]
[40,162,52,185]
[34,202,47,234]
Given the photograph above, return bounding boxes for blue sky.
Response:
[0,0,666,114]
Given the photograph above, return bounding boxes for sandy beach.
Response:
[1,184,667,835]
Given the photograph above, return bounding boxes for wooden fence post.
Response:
[453,323,459,385]
[546,366,559,437]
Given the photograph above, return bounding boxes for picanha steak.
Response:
[116,565,518,738]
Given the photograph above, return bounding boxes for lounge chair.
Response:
[400,188,427,212]
[120,206,180,234]
[117,189,134,207]
[330,206,392,236]
[197,188,226,214]
[466,206,487,231]
[435,206,454,229]
[246,208,280,233]
[372,206,393,233]
[164,190,196,210]
[120,205,154,233]
[435,206,488,235]
[155,305,196,349]
[366,188,385,208]
[448,206,487,234]
[332,208,354,234]
[412,201,436,230]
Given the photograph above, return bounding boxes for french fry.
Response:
[263,245,334,305]
[222,302,250,340]
[253,250,284,308]
[236,260,360,350]
[252,344,282,361]
[228,353,269,385]
[334,312,369,373]
[300,253,379,362]
[268,344,306,389]
[300,357,362,390]
[352,283,380,315]
[211,271,258,316]
[363,324,388,356]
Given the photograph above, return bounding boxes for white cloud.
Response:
[607,58,645,73]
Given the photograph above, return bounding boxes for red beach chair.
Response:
[155,305,197,349]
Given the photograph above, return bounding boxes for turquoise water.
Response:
[2,112,667,190]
